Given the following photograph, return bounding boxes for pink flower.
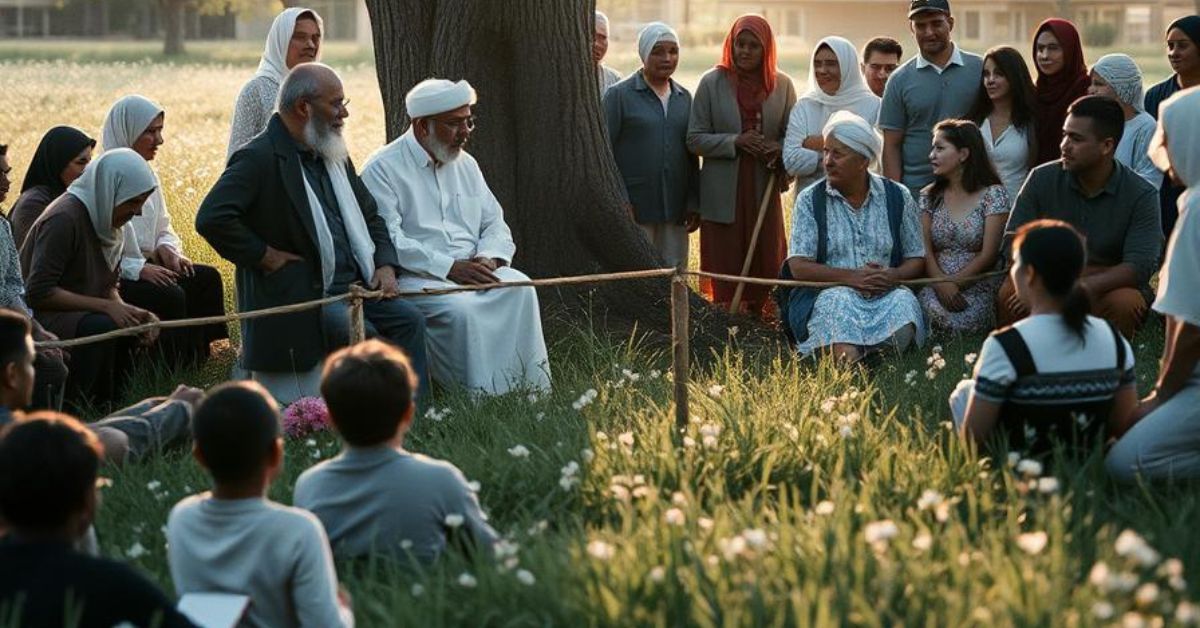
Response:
[282,396,331,438]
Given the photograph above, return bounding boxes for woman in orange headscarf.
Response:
[687,14,796,318]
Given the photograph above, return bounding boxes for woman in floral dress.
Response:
[919,120,1010,333]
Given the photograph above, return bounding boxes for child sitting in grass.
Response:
[294,340,498,562]
[167,381,353,627]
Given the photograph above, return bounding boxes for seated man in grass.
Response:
[0,308,197,465]
[0,413,194,627]
[294,340,498,561]
[167,381,353,628]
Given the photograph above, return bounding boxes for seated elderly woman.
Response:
[9,126,95,248]
[950,220,1137,456]
[778,111,926,362]
[20,149,161,410]
[102,95,228,367]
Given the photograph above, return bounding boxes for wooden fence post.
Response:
[348,287,366,345]
[671,273,690,432]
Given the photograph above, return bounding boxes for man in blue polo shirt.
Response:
[879,0,983,194]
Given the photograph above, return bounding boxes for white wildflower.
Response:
[1006,452,1021,468]
[671,491,688,506]
[1175,601,1200,625]
[664,508,686,526]
[146,480,162,492]
[648,566,666,582]
[507,444,530,458]
[1092,601,1115,620]
[820,399,836,414]
[515,569,536,586]
[650,369,662,379]
[742,528,768,549]
[718,535,748,560]
[581,448,595,463]
[707,384,725,398]
[814,501,835,516]
[839,425,853,438]
[912,533,933,552]
[698,517,714,530]
[864,520,899,545]
[587,540,614,560]
[1016,531,1048,555]
[618,431,635,448]
[411,583,425,597]
[1015,459,1043,478]
[126,542,148,559]
[457,573,477,588]
[1036,477,1060,494]
[493,539,519,560]
[965,353,978,365]
[1120,612,1149,628]
[1134,583,1160,607]
[917,489,944,511]
[925,368,938,380]
[1115,529,1161,567]
[444,514,464,528]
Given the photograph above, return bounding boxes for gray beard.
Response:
[304,116,349,163]
[424,120,462,164]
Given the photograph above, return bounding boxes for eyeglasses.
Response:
[433,115,476,132]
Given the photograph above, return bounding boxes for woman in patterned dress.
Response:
[918,120,1009,334]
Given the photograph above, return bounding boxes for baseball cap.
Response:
[908,0,951,19]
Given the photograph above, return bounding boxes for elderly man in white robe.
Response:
[362,79,551,395]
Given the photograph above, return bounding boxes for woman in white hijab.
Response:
[20,149,161,408]
[227,7,324,157]
[1088,54,1162,189]
[103,95,228,366]
[783,36,881,193]
[1107,86,1200,483]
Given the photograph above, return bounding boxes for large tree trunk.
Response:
[161,0,186,56]
[364,0,760,351]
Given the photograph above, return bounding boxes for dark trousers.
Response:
[119,264,228,366]
[68,314,135,412]
[32,348,68,410]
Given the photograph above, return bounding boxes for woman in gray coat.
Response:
[604,22,699,270]
[687,14,796,317]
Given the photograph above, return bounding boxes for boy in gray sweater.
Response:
[294,340,498,562]
[167,382,353,628]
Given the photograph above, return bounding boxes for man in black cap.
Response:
[879,0,983,193]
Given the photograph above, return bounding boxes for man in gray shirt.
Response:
[999,96,1162,339]
[879,0,983,193]
[294,340,498,562]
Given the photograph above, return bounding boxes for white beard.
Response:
[424,120,462,164]
[304,115,350,163]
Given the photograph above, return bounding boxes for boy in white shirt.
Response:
[167,381,353,628]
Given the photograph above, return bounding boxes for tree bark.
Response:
[364,0,761,351]
[162,0,186,56]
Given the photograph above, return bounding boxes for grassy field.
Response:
[1,45,1197,626]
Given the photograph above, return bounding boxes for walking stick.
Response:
[728,171,778,314]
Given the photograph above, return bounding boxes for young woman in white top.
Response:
[782,35,880,194]
[967,46,1038,206]
[950,219,1137,455]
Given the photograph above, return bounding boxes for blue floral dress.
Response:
[789,175,927,355]
[917,184,1009,333]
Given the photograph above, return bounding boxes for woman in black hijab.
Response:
[9,126,96,248]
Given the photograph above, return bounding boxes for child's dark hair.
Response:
[320,339,417,447]
[923,119,1003,201]
[0,412,102,531]
[1013,219,1090,341]
[193,381,280,484]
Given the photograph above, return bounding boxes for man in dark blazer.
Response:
[196,63,429,394]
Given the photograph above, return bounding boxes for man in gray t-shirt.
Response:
[294,340,499,562]
[879,0,982,193]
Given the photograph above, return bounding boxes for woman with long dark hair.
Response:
[918,120,1008,333]
[1031,19,1090,165]
[950,220,1137,454]
[967,46,1037,204]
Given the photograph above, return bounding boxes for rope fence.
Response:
[34,267,1006,429]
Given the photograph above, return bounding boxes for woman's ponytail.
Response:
[1061,284,1091,342]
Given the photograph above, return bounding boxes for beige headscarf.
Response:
[66,149,157,270]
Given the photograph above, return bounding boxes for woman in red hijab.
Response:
[687,14,796,318]
[1032,19,1090,165]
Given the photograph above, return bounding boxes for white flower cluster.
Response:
[507,444,531,459]
[609,474,654,502]
[925,345,947,380]
[1086,530,1197,625]
[572,389,599,411]
[424,407,452,422]
[559,461,581,491]
[717,528,771,560]
[864,519,899,548]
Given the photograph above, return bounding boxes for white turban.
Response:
[405,79,478,119]
[256,7,324,85]
[822,110,882,163]
[595,10,610,33]
[102,95,163,152]
[637,22,679,64]
[1091,54,1145,112]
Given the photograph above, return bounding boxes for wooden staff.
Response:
[728,171,778,314]
[670,273,690,431]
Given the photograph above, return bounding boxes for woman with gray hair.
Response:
[603,22,699,269]
[778,111,926,362]
[1088,54,1161,189]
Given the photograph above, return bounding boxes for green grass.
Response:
[1,49,1196,626]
